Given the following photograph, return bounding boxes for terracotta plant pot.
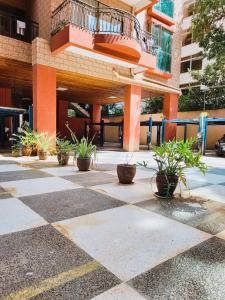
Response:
[12,149,22,157]
[77,157,91,171]
[38,150,48,160]
[57,152,70,166]
[31,147,38,156]
[117,164,136,184]
[156,173,178,199]
[22,146,32,156]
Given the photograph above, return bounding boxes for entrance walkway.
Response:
[0,152,225,299]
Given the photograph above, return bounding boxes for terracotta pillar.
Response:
[92,104,102,136]
[163,93,179,141]
[123,85,142,151]
[33,64,56,136]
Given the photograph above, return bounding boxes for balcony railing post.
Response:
[51,0,158,55]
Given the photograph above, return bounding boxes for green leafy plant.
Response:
[36,132,54,152]
[139,139,207,187]
[12,122,37,149]
[56,138,74,153]
[66,123,96,159]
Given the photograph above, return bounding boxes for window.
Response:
[151,23,172,73]
[180,53,203,73]
[153,0,174,18]
[182,32,192,46]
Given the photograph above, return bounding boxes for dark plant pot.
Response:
[38,150,48,160]
[22,146,32,156]
[12,149,22,157]
[156,173,178,199]
[57,152,70,166]
[117,164,136,184]
[31,147,38,156]
[77,157,91,171]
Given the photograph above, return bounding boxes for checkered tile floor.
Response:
[1,155,225,299]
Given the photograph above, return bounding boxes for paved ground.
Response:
[0,151,225,299]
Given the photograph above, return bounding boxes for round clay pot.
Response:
[38,150,48,160]
[156,173,178,199]
[31,147,38,156]
[57,152,70,166]
[22,146,32,156]
[77,157,91,171]
[12,149,22,157]
[117,164,136,184]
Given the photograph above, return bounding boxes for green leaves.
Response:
[140,139,207,187]
[56,138,74,153]
[191,0,225,87]
[66,123,97,159]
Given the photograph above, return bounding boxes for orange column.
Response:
[163,93,179,141]
[123,85,142,152]
[92,104,102,136]
[33,64,56,136]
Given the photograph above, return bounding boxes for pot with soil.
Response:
[57,152,70,166]
[138,139,207,200]
[156,173,178,198]
[56,138,73,166]
[117,164,136,184]
[22,146,32,156]
[77,157,91,171]
[38,150,48,160]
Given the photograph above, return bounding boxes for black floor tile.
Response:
[0,225,120,299]
[20,188,125,222]
[129,237,225,300]
[63,172,117,187]
[137,197,225,234]
[0,169,52,182]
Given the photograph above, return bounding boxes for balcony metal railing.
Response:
[0,11,39,43]
[52,0,158,55]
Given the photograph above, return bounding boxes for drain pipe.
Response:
[113,69,181,95]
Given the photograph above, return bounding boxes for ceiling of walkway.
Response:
[0,58,157,105]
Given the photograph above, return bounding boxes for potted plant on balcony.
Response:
[117,155,136,184]
[139,139,207,199]
[56,138,74,166]
[66,123,96,171]
[36,132,54,160]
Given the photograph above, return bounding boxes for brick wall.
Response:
[0,35,31,63]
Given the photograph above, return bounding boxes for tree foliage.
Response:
[191,0,225,86]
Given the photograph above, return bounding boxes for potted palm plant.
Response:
[139,139,207,199]
[12,125,36,157]
[66,123,96,171]
[36,132,54,160]
[56,138,74,166]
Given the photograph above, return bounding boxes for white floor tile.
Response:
[54,205,210,281]
[92,283,145,300]
[1,177,81,197]
[0,198,47,235]
[0,164,31,173]
[190,184,225,203]
[91,182,154,204]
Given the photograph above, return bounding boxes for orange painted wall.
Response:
[123,85,142,151]
[33,64,56,135]
[58,100,89,139]
[163,93,179,141]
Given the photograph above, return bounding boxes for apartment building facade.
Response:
[0,0,182,151]
[180,0,208,91]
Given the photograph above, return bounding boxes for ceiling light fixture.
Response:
[57,87,68,91]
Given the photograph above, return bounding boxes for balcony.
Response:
[51,0,158,70]
[0,10,39,43]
